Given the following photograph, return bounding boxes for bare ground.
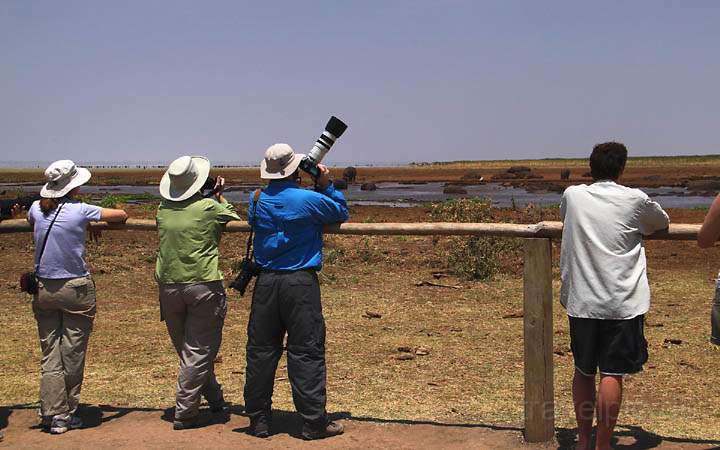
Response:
[1,406,718,449]
[1,196,720,448]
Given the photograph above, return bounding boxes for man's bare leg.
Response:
[572,369,596,450]
[595,374,622,450]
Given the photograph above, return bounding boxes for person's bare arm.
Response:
[100,208,128,223]
[698,195,720,248]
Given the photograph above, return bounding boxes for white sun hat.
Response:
[159,155,211,201]
[260,143,305,180]
[40,160,92,198]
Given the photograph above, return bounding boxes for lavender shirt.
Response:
[28,199,102,279]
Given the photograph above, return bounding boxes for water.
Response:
[0,182,713,209]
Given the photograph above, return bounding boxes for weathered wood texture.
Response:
[523,238,554,442]
[0,219,701,240]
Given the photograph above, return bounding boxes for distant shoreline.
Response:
[2,154,720,170]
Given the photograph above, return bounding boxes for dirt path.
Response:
[1,407,718,449]
[0,407,534,450]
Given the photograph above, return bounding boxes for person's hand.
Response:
[10,203,22,219]
[316,164,331,190]
[214,176,226,201]
[88,224,102,243]
[214,176,225,194]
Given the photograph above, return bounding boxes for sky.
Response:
[1,1,720,166]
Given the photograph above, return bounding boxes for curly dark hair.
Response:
[590,142,627,181]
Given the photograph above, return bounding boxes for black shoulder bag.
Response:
[20,201,65,295]
[229,189,262,296]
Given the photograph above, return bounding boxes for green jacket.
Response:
[155,195,240,283]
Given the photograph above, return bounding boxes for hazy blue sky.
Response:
[2,1,719,165]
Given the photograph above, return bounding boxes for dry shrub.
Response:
[430,198,519,280]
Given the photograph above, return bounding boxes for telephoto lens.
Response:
[299,116,348,178]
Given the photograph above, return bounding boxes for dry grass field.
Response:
[1,195,720,447]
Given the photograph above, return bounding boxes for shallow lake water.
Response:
[1,182,714,209]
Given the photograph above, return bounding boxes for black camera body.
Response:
[299,116,348,179]
[229,257,261,296]
[200,176,217,198]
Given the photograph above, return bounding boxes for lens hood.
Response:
[325,116,348,138]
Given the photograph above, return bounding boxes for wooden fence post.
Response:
[523,238,554,442]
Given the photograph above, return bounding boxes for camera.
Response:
[229,257,261,296]
[298,116,348,179]
[200,176,217,198]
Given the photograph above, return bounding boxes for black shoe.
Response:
[248,416,270,438]
[173,417,199,430]
[209,401,228,413]
[301,421,344,440]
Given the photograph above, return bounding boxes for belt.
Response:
[259,267,319,274]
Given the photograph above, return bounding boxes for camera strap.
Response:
[245,189,262,261]
[35,200,65,271]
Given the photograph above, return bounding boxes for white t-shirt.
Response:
[560,181,669,319]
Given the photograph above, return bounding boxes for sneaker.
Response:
[50,415,83,434]
[39,416,52,431]
[248,416,270,438]
[172,416,199,430]
[301,421,344,440]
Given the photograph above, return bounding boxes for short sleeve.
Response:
[638,198,669,235]
[560,189,569,221]
[27,201,39,225]
[214,200,241,224]
[81,203,103,222]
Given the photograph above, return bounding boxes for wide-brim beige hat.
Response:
[159,155,211,201]
[40,160,92,198]
[260,143,305,180]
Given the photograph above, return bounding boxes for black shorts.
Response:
[569,315,648,376]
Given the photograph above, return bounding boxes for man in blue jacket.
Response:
[244,143,349,440]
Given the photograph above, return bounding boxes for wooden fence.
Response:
[0,219,702,442]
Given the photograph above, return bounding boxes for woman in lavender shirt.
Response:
[26,160,127,435]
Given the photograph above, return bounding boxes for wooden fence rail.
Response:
[0,219,702,240]
[0,218,703,442]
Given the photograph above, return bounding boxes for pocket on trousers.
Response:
[256,273,274,287]
[65,276,92,289]
[215,291,228,320]
[288,271,315,286]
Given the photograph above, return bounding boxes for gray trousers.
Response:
[244,270,327,425]
[33,276,96,419]
[159,281,227,421]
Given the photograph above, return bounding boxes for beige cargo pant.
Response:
[159,281,227,421]
[33,275,96,419]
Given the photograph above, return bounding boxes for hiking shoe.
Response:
[50,415,83,434]
[209,400,229,413]
[39,416,52,431]
[172,416,199,430]
[248,416,270,438]
[301,421,344,440]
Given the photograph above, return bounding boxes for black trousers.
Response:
[244,270,327,424]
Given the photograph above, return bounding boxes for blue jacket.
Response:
[249,181,349,271]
